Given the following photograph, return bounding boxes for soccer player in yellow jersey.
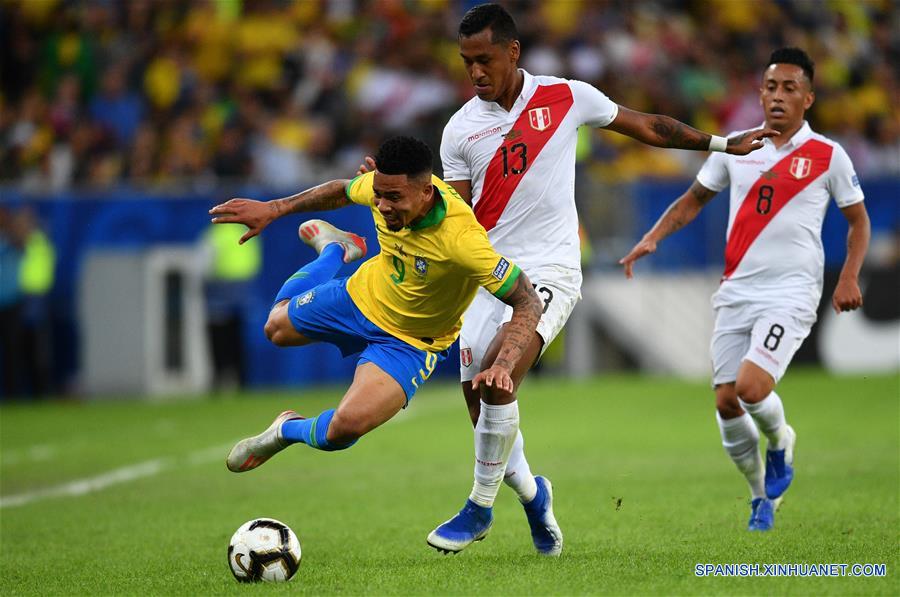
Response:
[209,136,543,481]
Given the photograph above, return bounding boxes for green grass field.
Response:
[1,370,897,595]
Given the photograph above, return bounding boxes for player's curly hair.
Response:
[375,136,433,179]
[769,47,815,84]
[459,3,518,45]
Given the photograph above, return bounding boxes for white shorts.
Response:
[459,265,581,382]
[710,302,815,386]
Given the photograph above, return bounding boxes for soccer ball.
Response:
[228,518,302,582]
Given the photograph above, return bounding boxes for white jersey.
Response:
[440,70,618,274]
[697,121,864,314]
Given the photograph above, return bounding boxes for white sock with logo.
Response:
[503,430,538,503]
[717,411,765,499]
[469,400,519,508]
[739,391,788,450]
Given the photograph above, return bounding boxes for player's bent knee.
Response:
[264,305,294,346]
[327,410,367,443]
[481,385,515,406]
[734,377,772,404]
[263,321,277,345]
[716,396,744,419]
[735,360,776,403]
[264,317,288,346]
[714,384,743,418]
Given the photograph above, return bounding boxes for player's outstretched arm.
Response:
[209,180,351,244]
[606,106,779,155]
[472,272,542,392]
[832,202,870,313]
[619,180,717,278]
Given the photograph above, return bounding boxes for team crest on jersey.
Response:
[789,156,812,179]
[295,290,315,307]
[414,256,428,277]
[528,107,552,131]
[460,348,473,367]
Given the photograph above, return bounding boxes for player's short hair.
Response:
[459,3,518,45]
[375,136,433,180]
[768,47,815,84]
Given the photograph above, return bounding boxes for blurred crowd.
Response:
[1,0,898,193]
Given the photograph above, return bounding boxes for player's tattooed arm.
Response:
[606,106,778,155]
[274,180,351,214]
[473,272,542,392]
[607,107,710,149]
[647,116,710,150]
[209,180,350,244]
[619,180,717,278]
[661,181,717,233]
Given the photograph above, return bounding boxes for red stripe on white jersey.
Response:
[723,139,834,279]
[474,84,574,231]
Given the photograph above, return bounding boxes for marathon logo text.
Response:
[492,258,510,280]
[467,126,502,142]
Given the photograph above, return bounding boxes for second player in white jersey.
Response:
[620,47,870,533]
[697,121,864,314]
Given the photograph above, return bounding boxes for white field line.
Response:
[0,442,234,510]
[0,458,168,509]
[0,395,456,510]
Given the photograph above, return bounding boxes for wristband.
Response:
[709,135,728,152]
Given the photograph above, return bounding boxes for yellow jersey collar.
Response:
[408,186,447,231]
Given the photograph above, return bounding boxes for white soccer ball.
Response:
[228,518,302,582]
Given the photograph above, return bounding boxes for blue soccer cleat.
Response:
[426,500,493,554]
[765,425,795,499]
[748,497,775,531]
[522,476,563,556]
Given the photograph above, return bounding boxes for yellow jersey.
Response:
[344,171,521,352]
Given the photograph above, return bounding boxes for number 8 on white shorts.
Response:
[745,313,812,383]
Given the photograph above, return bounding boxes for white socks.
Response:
[469,400,519,508]
[716,412,765,499]
[740,391,789,450]
[504,430,538,503]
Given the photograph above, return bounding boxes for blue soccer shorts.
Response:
[286,278,448,401]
